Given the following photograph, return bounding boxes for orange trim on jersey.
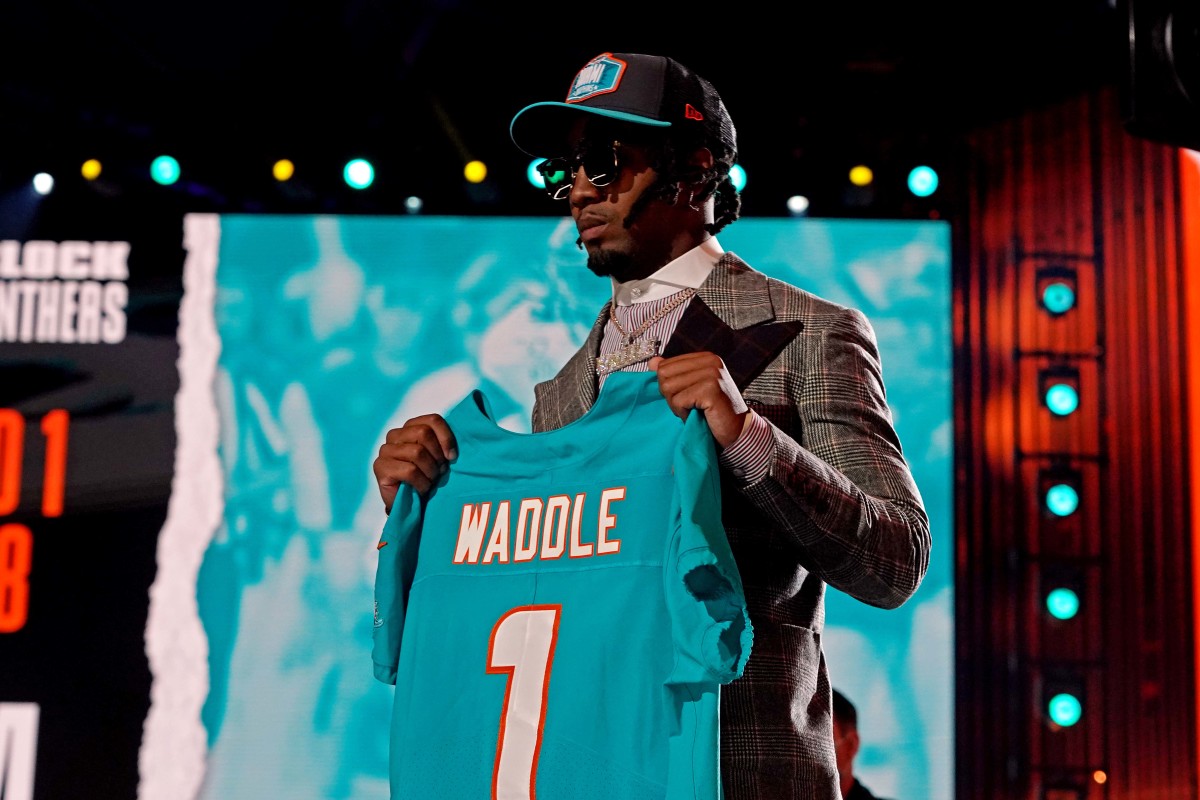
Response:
[530,606,560,798]
[568,492,592,558]
[455,502,493,564]
[486,604,562,800]
[482,500,511,564]
[514,497,544,563]
[541,495,571,560]
[596,486,626,555]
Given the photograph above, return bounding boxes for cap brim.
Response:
[509,101,671,157]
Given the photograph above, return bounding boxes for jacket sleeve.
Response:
[736,306,931,609]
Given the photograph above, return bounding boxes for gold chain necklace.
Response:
[596,288,696,376]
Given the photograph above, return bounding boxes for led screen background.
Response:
[150,211,952,799]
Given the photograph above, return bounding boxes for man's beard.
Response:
[578,190,667,282]
[585,249,642,282]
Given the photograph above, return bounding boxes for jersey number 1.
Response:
[486,604,561,800]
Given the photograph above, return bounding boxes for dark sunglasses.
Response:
[535,140,621,200]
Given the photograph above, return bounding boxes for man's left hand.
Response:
[648,352,749,448]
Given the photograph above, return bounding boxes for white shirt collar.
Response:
[610,237,724,306]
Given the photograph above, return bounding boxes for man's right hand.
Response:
[372,414,458,513]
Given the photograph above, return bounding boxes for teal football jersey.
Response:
[372,370,752,799]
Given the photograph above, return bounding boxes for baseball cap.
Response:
[509,52,737,161]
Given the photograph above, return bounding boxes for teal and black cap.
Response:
[509,52,737,160]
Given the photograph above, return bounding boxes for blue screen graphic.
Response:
[190,214,952,800]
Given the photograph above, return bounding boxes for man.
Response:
[833,688,895,800]
[372,51,930,799]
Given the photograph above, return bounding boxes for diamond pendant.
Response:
[596,338,661,376]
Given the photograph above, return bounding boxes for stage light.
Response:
[404,196,423,214]
[527,158,548,191]
[1045,483,1080,517]
[1046,587,1080,620]
[1039,366,1081,417]
[787,195,810,216]
[729,164,746,192]
[273,159,295,182]
[32,173,54,195]
[1045,383,1079,416]
[907,165,939,197]
[151,156,180,186]
[1044,672,1086,730]
[344,158,374,189]
[1043,282,1076,314]
[81,159,102,180]
[1047,692,1082,727]
[849,165,874,187]
[1039,465,1082,518]
[1093,771,1107,785]
[1036,265,1078,316]
[464,160,487,184]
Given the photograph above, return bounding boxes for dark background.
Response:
[0,0,1129,221]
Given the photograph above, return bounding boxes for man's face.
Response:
[563,122,683,283]
[832,716,859,781]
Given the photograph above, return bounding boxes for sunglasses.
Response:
[536,140,622,200]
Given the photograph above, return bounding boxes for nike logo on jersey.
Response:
[453,488,626,565]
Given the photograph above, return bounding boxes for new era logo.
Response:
[685,104,704,121]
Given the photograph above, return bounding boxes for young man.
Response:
[833,688,895,800]
[372,52,930,799]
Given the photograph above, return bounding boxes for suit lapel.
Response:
[536,253,804,425]
[664,254,804,390]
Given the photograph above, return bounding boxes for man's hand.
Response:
[648,352,749,448]
[373,414,458,512]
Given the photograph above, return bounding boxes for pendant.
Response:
[596,338,660,376]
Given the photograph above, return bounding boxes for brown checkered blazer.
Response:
[532,252,931,799]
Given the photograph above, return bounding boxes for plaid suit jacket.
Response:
[532,252,931,799]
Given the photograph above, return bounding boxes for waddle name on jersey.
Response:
[453,488,627,564]
[0,240,130,344]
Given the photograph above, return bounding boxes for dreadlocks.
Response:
[624,131,742,235]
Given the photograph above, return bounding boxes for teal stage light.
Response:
[907,165,939,197]
[1046,483,1080,517]
[1043,281,1077,314]
[729,164,746,192]
[151,156,180,186]
[1046,587,1080,620]
[1045,383,1080,416]
[344,158,375,189]
[1048,692,1082,727]
[528,158,549,190]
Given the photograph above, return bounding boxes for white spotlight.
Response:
[786,195,810,216]
[404,196,424,214]
[33,173,55,195]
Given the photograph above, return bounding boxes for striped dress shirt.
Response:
[597,238,773,481]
